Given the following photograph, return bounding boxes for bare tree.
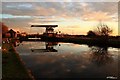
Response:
[95,22,113,36]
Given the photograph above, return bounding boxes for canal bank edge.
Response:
[2,38,35,80]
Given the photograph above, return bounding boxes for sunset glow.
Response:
[1,1,120,79]
[1,2,118,35]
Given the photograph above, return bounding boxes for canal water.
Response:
[15,41,119,79]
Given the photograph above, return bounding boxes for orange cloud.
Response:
[35,7,57,16]
[82,11,113,21]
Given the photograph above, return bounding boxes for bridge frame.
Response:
[31,25,58,37]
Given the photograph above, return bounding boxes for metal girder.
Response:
[31,25,58,27]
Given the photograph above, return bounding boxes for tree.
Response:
[95,23,113,36]
[87,30,96,37]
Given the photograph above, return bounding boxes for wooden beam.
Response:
[31,25,58,27]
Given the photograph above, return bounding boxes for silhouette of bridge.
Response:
[31,25,58,38]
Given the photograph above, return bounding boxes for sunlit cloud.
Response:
[1,2,118,35]
[82,11,113,21]
[2,0,119,2]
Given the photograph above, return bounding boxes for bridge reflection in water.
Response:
[31,42,58,52]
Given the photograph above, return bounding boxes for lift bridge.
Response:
[31,42,58,52]
[29,25,58,52]
[31,25,58,38]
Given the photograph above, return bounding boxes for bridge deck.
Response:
[31,25,58,27]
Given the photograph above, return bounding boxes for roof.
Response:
[7,29,16,33]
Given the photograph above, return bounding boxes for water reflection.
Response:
[15,41,118,79]
[89,46,113,66]
[11,39,21,47]
[31,42,58,52]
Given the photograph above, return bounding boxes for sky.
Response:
[1,1,118,35]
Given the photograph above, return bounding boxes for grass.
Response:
[2,42,34,80]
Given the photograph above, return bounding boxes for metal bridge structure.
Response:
[31,25,58,37]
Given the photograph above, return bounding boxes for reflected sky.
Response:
[16,41,119,79]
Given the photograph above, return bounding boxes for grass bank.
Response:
[2,41,34,80]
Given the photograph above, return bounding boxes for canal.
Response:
[15,41,119,79]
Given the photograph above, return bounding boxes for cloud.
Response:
[82,11,113,21]
[79,2,118,21]
[1,2,118,35]
[2,2,117,21]
[34,7,57,16]
[2,0,119,2]
[88,2,118,14]
[2,2,62,16]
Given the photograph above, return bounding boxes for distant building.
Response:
[7,29,17,38]
[16,31,22,38]
[21,32,27,37]
[1,23,17,38]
